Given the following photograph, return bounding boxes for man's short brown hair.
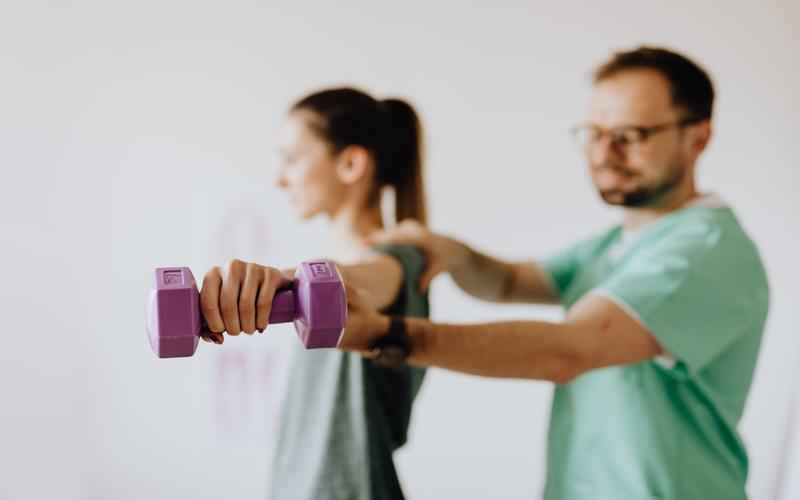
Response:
[595,46,715,121]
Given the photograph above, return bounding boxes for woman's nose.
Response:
[275,168,289,189]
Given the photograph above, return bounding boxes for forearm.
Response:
[337,252,409,311]
[403,317,582,382]
[447,241,559,304]
[447,240,514,301]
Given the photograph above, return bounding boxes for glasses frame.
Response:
[571,116,704,152]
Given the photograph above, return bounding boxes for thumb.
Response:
[362,230,389,247]
[344,282,366,309]
[364,230,403,246]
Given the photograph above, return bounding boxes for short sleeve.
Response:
[595,220,768,375]
[542,229,620,299]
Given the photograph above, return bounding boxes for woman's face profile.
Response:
[276,111,347,219]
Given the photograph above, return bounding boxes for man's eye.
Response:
[611,132,631,145]
[582,128,602,142]
[618,129,643,144]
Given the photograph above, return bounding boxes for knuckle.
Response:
[227,259,244,274]
[264,266,279,280]
[204,266,221,280]
[200,295,216,313]
[238,301,253,315]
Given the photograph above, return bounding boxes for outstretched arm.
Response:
[340,290,663,382]
[368,220,559,304]
[199,254,406,341]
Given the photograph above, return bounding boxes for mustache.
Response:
[592,163,636,177]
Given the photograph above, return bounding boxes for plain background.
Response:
[2,1,798,499]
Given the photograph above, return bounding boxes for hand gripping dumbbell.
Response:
[146,260,347,358]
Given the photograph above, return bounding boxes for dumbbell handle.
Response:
[199,286,297,328]
[265,286,296,324]
[156,268,298,327]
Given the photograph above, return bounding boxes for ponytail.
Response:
[379,98,427,226]
[291,87,427,226]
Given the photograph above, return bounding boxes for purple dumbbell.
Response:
[146,260,347,358]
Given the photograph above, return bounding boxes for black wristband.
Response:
[369,316,410,369]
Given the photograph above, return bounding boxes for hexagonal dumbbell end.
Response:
[146,268,202,358]
[293,260,347,348]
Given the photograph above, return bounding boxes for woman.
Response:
[232,87,430,500]
[268,87,429,500]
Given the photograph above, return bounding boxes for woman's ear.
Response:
[335,145,373,184]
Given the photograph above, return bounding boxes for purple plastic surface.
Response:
[293,261,347,348]
[146,261,346,358]
[147,268,201,358]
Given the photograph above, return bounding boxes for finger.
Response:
[364,223,419,245]
[342,281,353,304]
[343,282,362,308]
[256,270,283,333]
[200,333,224,345]
[200,267,225,334]
[255,268,292,332]
[239,263,264,335]
[368,234,421,248]
[419,260,443,292]
[349,286,374,314]
[221,260,244,335]
[419,270,436,293]
[397,219,422,230]
[363,230,391,245]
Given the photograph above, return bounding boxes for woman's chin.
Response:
[296,206,321,221]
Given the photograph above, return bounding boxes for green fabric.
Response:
[541,203,769,500]
[269,245,428,500]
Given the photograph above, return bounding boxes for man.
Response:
[201,47,769,499]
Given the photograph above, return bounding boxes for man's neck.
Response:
[622,183,700,232]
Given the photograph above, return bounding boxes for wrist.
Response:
[369,316,409,368]
[404,317,431,364]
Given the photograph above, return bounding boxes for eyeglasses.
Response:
[570,116,702,151]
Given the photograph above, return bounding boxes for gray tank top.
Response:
[268,245,429,500]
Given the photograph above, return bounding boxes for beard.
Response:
[597,160,687,208]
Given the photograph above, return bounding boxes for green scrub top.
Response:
[542,197,769,500]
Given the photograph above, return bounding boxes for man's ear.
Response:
[690,120,712,154]
[336,145,372,184]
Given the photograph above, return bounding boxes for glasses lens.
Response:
[616,127,646,146]
[571,126,595,148]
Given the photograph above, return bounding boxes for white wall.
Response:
[2,1,798,499]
